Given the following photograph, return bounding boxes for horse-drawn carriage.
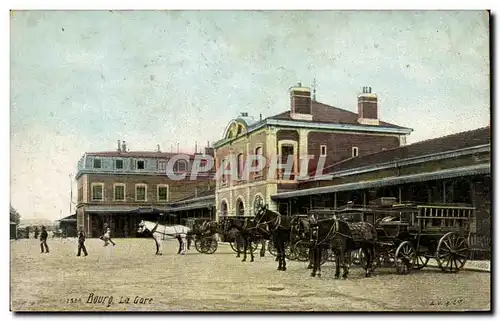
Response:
[182,217,218,254]
[331,201,474,274]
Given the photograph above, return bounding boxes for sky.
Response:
[10,10,490,221]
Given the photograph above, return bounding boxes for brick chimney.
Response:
[357,86,379,125]
[290,83,313,121]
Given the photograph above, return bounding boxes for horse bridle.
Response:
[255,206,281,232]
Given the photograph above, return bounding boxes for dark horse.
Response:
[225,217,261,262]
[297,215,376,279]
[254,205,295,271]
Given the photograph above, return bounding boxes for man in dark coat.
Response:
[77,227,88,256]
[34,226,40,239]
[40,226,49,253]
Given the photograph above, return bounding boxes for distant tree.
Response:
[10,205,21,224]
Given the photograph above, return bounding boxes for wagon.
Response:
[336,202,474,274]
[220,216,260,254]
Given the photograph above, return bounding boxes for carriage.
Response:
[219,215,261,254]
[182,217,218,254]
[331,200,474,274]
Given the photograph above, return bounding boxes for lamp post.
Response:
[69,173,73,215]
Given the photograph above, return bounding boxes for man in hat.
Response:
[77,227,88,256]
[101,223,116,246]
[39,225,49,253]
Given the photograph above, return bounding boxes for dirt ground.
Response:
[10,238,491,312]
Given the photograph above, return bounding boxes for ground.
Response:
[10,238,491,312]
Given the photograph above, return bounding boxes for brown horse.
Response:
[297,216,377,279]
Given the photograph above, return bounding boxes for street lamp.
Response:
[69,174,74,215]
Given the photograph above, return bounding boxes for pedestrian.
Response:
[101,223,116,246]
[77,227,88,256]
[34,226,39,239]
[40,226,49,253]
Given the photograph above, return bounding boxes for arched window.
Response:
[237,153,244,179]
[254,146,263,178]
[220,200,228,216]
[236,198,245,216]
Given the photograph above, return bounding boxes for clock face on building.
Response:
[253,195,264,214]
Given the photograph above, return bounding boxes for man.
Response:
[77,227,88,256]
[34,226,39,239]
[39,226,49,253]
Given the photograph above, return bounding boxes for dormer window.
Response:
[93,159,102,169]
[115,159,123,169]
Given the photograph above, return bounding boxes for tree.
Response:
[10,205,20,224]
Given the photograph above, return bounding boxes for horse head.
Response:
[137,220,147,234]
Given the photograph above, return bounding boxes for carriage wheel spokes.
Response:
[292,241,309,262]
[268,240,277,257]
[229,241,239,253]
[395,241,416,275]
[194,238,204,254]
[435,232,469,273]
[203,237,218,254]
[414,253,430,270]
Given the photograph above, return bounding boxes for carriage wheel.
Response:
[414,254,430,270]
[351,249,365,266]
[292,241,309,262]
[194,238,205,254]
[435,232,469,273]
[249,241,259,253]
[285,243,297,260]
[202,237,218,254]
[268,240,277,257]
[395,241,416,275]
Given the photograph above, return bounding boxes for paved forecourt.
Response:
[10,238,490,311]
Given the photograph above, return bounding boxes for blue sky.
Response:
[10,10,490,220]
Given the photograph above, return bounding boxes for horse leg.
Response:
[363,247,371,277]
[334,249,341,279]
[250,238,255,262]
[236,235,241,258]
[157,236,163,255]
[155,238,159,255]
[177,237,182,254]
[180,236,187,255]
[277,239,283,270]
[341,248,349,279]
[259,240,266,257]
[242,237,247,262]
[316,248,322,277]
[307,245,313,269]
[310,247,318,277]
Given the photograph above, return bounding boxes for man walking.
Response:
[101,223,116,246]
[40,226,49,253]
[77,227,88,256]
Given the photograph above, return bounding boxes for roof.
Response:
[85,151,197,159]
[319,126,490,175]
[270,101,407,129]
[173,189,216,203]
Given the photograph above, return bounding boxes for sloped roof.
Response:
[319,126,490,175]
[171,189,216,203]
[270,101,407,129]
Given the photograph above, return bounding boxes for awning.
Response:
[167,202,215,212]
[272,163,490,200]
[58,219,77,222]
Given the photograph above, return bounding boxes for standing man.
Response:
[77,227,88,256]
[39,226,49,253]
[34,226,39,239]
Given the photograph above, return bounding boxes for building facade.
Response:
[75,141,214,237]
[212,85,413,220]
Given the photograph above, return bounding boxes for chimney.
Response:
[117,140,121,152]
[289,83,313,121]
[240,112,248,117]
[259,113,262,121]
[357,86,379,125]
[121,141,127,152]
[156,144,161,152]
[195,141,198,154]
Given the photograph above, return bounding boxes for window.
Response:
[157,160,167,171]
[254,146,263,178]
[93,159,102,169]
[115,159,123,169]
[174,160,187,172]
[237,153,244,179]
[221,158,228,185]
[91,183,104,201]
[320,145,327,156]
[114,184,125,201]
[136,160,145,170]
[157,185,169,202]
[352,147,359,158]
[135,184,147,201]
[281,144,294,164]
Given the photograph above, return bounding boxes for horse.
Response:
[296,215,376,279]
[254,204,296,271]
[224,217,264,262]
[137,220,191,255]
